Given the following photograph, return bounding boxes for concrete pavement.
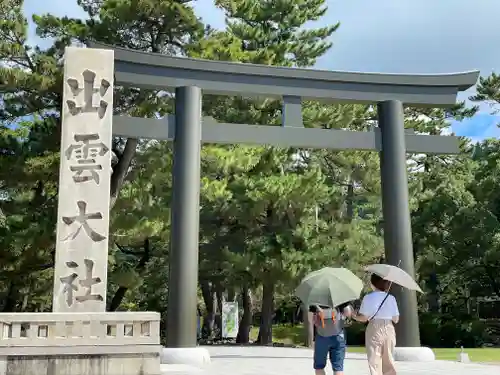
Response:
[200,346,500,375]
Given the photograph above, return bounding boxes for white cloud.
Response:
[321,0,500,76]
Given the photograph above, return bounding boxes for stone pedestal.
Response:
[393,347,435,362]
[0,312,162,375]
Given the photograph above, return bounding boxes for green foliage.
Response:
[215,0,337,66]
[413,139,500,317]
[419,312,491,348]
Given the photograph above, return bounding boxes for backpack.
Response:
[315,308,336,328]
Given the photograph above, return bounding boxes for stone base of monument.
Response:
[0,312,162,375]
[160,347,211,373]
[393,347,436,362]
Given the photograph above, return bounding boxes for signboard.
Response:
[222,302,239,339]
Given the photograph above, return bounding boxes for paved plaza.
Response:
[200,346,500,375]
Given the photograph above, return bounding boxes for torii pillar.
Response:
[378,100,420,347]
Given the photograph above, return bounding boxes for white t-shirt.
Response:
[359,291,399,320]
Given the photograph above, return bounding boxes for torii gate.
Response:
[94,43,478,352]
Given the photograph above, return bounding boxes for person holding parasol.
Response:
[352,263,423,375]
[296,267,363,375]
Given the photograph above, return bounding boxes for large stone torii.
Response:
[99,42,478,356]
[105,42,478,353]
[43,44,479,372]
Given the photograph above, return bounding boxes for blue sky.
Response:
[23,0,500,141]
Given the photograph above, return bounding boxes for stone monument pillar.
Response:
[53,47,113,313]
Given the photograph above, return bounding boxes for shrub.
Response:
[419,312,490,348]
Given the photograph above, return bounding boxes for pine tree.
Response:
[194,0,385,345]
[470,72,500,111]
[0,0,204,312]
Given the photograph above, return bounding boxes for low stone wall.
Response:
[0,312,161,375]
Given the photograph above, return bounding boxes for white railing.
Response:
[0,312,160,347]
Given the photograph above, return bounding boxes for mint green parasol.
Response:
[295,267,363,308]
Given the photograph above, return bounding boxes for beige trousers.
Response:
[365,320,396,375]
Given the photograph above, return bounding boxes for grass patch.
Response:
[249,324,500,362]
[346,347,500,362]
[430,348,500,362]
[250,324,305,346]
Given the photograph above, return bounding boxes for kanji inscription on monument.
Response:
[53,47,114,313]
[60,259,104,307]
[66,69,110,119]
[62,200,106,242]
[65,134,110,184]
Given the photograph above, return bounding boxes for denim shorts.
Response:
[313,333,346,371]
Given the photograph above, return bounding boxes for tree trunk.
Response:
[227,287,236,302]
[215,283,224,339]
[236,285,252,344]
[303,305,314,348]
[200,280,216,339]
[427,272,441,313]
[108,287,128,312]
[257,281,274,345]
[1,281,18,312]
[345,178,354,222]
[110,138,138,208]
